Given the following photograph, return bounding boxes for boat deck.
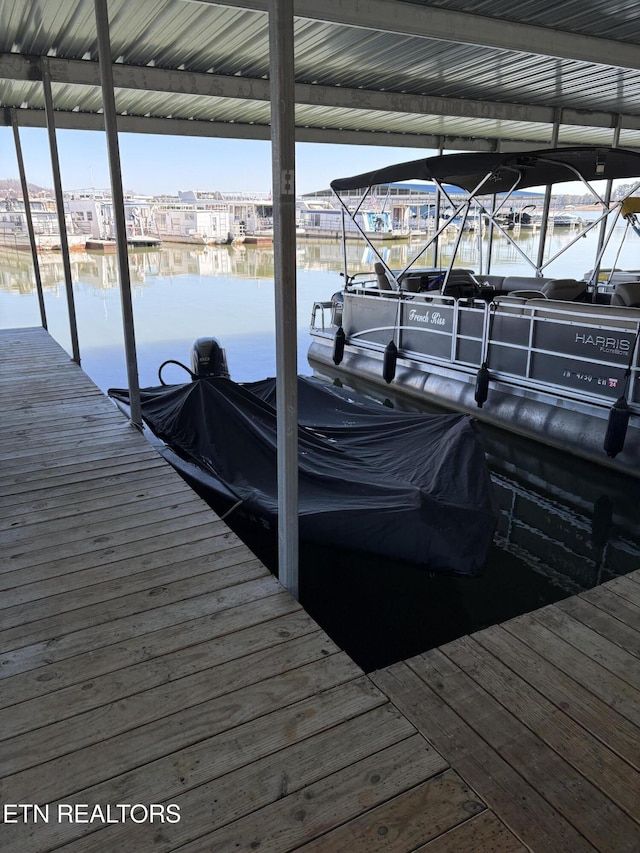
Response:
[1,326,639,851]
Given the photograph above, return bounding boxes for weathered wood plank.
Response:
[0,511,224,587]
[0,440,158,485]
[557,593,640,656]
[0,470,189,528]
[0,592,300,704]
[0,609,319,737]
[578,578,640,629]
[0,399,126,428]
[197,760,462,853]
[0,556,266,649]
[3,689,403,853]
[0,457,167,509]
[0,531,252,609]
[441,634,640,821]
[0,541,256,618]
[503,611,640,727]
[532,605,640,690]
[372,662,597,852]
[294,772,484,853]
[0,574,283,675]
[0,449,165,498]
[4,651,362,806]
[413,811,527,852]
[409,648,639,851]
[475,623,640,770]
[1,488,203,550]
[2,632,347,778]
[0,430,150,468]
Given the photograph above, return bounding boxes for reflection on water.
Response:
[303,370,640,669]
[2,235,640,671]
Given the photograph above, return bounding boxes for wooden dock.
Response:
[1,326,639,851]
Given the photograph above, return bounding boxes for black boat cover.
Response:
[330,146,640,195]
[109,376,496,575]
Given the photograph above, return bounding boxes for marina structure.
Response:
[2,188,275,249]
[2,2,640,849]
[1,326,638,852]
[152,190,273,244]
[0,195,86,251]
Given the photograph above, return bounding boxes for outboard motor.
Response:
[190,337,230,380]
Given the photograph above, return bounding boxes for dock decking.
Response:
[1,326,639,851]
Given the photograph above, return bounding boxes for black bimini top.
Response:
[330,146,640,195]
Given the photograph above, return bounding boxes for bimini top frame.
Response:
[330,146,640,290]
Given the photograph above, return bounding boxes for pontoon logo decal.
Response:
[408,308,447,326]
[574,332,630,356]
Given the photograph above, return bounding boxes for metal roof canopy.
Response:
[5,0,640,596]
[2,0,640,151]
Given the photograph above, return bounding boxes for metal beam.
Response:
[40,57,81,365]
[10,109,47,330]
[5,106,639,155]
[0,53,632,132]
[94,0,142,430]
[269,0,299,598]
[191,0,640,71]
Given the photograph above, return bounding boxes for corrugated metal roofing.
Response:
[2,0,640,152]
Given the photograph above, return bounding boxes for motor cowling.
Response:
[190,337,230,380]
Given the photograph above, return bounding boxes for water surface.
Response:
[2,233,639,670]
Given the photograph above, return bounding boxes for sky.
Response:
[0,126,435,197]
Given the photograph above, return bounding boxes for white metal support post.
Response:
[594,117,622,272]
[535,112,561,272]
[269,0,299,598]
[41,58,81,365]
[433,137,444,266]
[11,109,47,330]
[94,0,142,430]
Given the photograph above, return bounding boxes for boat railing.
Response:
[484,299,640,409]
[310,301,334,332]
[327,287,640,411]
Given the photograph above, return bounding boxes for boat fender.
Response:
[332,326,346,365]
[383,340,398,384]
[603,396,630,458]
[474,364,490,408]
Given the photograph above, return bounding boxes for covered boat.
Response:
[109,350,496,576]
[309,146,640,476]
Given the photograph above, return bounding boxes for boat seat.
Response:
[493,295,529,304]
[374,262,394,291]
[440,269,479,297]
[506,290,545,299]
[501,275,553,292]
[399,274,423,293]
[541,278,588,301]
[611,281,640,307]
[476,274,505,289]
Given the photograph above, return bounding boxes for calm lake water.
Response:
[2,228,639,671]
